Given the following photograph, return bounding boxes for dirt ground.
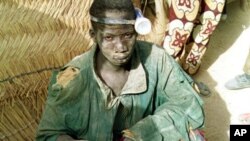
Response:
[193,1,250,140]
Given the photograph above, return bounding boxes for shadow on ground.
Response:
[193,1,250,141]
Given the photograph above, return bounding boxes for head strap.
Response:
[90,15,135,25]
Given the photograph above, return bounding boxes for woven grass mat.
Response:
[0,0,93,140]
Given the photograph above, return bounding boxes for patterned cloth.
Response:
[163,0,226,74]
[36,41,204,141]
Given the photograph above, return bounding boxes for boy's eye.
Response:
[104,36,113,41]
[123,33,133,39]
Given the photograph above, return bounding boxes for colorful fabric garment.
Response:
[36,41,204,141]
[163,0,225,74]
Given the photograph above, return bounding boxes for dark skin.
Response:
[94,26,137,95]
[93,11,137,96]
[56,11,136,141]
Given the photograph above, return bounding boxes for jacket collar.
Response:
[92,43,147,96]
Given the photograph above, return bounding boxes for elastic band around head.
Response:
[90,15,135,25]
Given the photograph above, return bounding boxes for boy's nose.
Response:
[114,38,127,53]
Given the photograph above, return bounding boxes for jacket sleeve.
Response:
[124,52,204,141]
[36,70,78,141]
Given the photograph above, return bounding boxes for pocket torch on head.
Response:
[90,7,152,35]
[134,8,152,35]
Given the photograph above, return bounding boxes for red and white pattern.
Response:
[163,0,225,74]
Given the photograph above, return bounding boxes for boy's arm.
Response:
[122,53,204,141]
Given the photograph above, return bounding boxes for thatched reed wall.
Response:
[0,0,168,140]
[0,0,93,140]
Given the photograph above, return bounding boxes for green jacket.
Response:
[36,41,204,141]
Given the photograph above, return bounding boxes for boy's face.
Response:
[92,11,137,66]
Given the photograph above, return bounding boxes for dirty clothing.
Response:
[36,41,204,141]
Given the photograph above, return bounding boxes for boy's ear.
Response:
[89,29,95,38]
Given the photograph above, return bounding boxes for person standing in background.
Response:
[163,0,226,75]
[225,50,250,90]
[224,5,250,90]
[133,0,227,96]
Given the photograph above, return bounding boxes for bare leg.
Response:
[240,0,250,11]
[243,50,250,75]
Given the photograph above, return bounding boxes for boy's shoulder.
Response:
[52,49,93,90]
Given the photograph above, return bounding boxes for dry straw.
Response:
[0,0,168,140]
[0,0,93,140]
